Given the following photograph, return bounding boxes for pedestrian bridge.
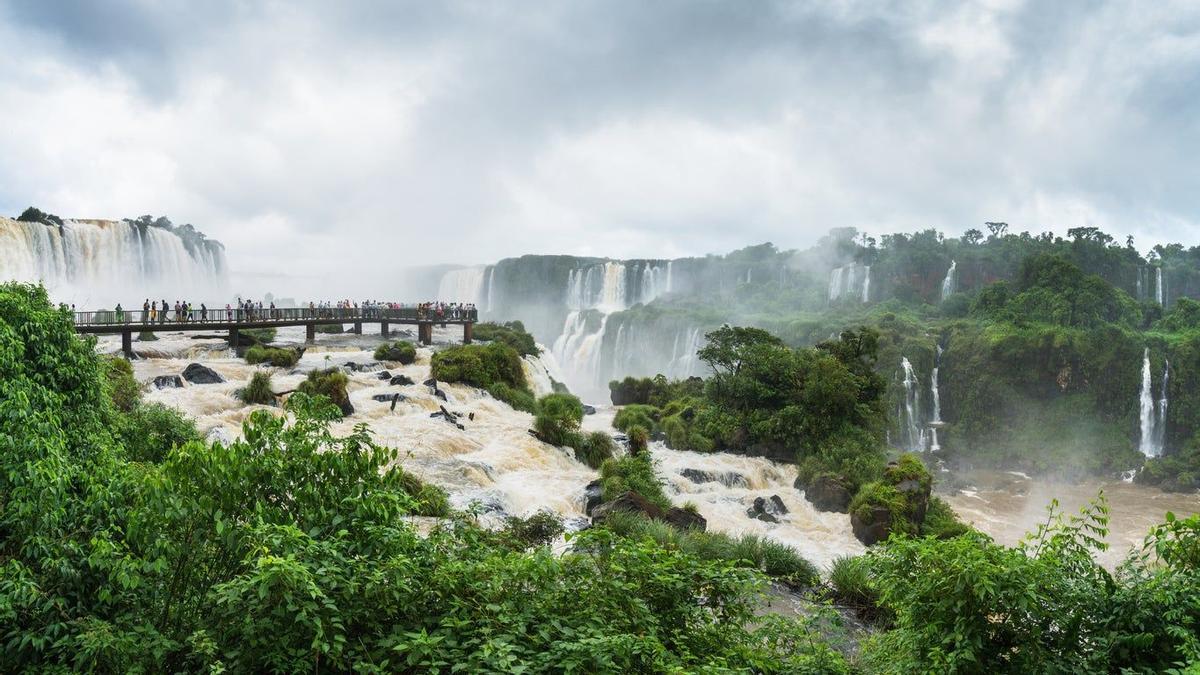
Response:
[73,306,477,357]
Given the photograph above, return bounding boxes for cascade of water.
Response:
[637,262,670,305]
[861,265,871,302]
[437,266,488,304]
[1156,359,1170,452]
[668,327,704,379]
[828,266,846,301]
[1138,349,1162,457]
[745,268,752,284]
[1156,267,1165,307]
[666,260,674,293]
[900,358,926,452]
[941,260,958,300]
[931,346,943,424]
[485,266,496,312]
[1136,267,1144,301]
[0,217,226,303]
[930,427,941,453]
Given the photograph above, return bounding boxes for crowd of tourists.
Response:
[77,299,479,324]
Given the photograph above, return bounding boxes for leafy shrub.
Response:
[472,321,538,356]
[827,556,882,615]
[314,323,344,334]
[921,496,970,539]
[501,511,564,549]
[626,425,650,456]
[613,404,659,434]
[239,372,276,405]
[486,382,537,413]
[102,355,141,412]
[608,374,705,407]
[431,342,526,392]
[241,327,276,344]
[533,393,584,446]
[1138,443,1200,493]
[373,340,416,364]
[117,402,201,463]
[296,368,353,417]
[244,344,300,368]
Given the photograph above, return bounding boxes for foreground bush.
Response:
[116,402,201,464]
[373,340,416,364]
[244,344,300,367]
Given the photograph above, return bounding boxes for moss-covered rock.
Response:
[244,345,301,368]
[296,368,353,417]
[374,340,417,364]
[848,454,933,545]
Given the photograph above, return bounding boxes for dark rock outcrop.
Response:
[182,363,224,384]
[582,404,597,415]
[390,374,415,386]
[423,378,437,387]
[799,474,852,513]
[153,374,185,389]
[664,507,707,531]
[681,468,749,489]
[746,495,788,523]
[583,480,604,516]
[591,491,665,524]
[851,505,893,546]
[377,370,392,380]
[343,361,381,373]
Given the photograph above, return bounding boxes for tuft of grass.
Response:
[827,555,891,624]
[239,371,276,405]
[297,368,353,417]
[574,431,616,469]
[242,327,276,344]
[245,344,300,368]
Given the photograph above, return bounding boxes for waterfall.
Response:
[900,358,926,452]
[485,266,496,312]
[437,266,488,304]
[828,264,869,303]
[1136,267,1144,301]
[941,260,957,300]
[668,327,704,379]
[566,261,628,311]
[1138,349,1167,458]
[0,217,226,303]
[551,312,610,394]
[1156,267,1165,306]
[637,262,670,305]
[930,346,943,424]
[1157,359,1169,452]
[666,261,674,293]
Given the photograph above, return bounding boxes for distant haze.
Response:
[1,1,1198,299]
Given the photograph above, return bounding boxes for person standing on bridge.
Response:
[143,299,150,323]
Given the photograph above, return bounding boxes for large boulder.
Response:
[182,363,224,385]
[390,374,416,386]
[376,370,392,381]
[582,404,597,415]
[591,491,665,524]
[583,480,604,516]
[746,495,788,523]
[152,374,185,389]
[851,504,893,546]
[800,473,852,513]
[664,507,707,531]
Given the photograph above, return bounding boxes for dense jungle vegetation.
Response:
[3,282,1197,673]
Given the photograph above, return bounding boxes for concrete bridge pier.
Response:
[229,327,239,350]
[353,322,362,335]
[418,322,433,346]
[121,330,133,358]
[380,321,389,337]
[306,324,316,343]
[463,322,473,344]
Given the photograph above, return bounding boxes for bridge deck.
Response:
[74,307,477,355]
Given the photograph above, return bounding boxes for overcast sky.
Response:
[1,1,1198,295]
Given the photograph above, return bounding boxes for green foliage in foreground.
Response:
[102,355,141,413]
[373,340,416,364]
[472,320,539,356]
[598,510,820,586]
[431,342,536,413]
[863,499,1200,674]
[239,371,276,405]
[244,344,300,367]
[116,402,202,464]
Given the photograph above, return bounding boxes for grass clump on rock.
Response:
[241,327,276,344]
[472,321,538,356]
[599,454,671,512]
[374,340,417,364]
[238,371,276,405]
[244,344,300,368]
[297,367,354,417]
[431,342,535,413]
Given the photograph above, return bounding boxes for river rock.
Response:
[376,370,392,380]
[343,361,381,373]
[582,404,597,415]
[799,474,852,513]
[390,374,415,386]
[182,363,224,384]
[746,495,788,523]
[664,507,707,531]
[433,388,448,402]
[583,480,604,516]
[373,393,407,404]
[681,468,748,488]
[851,504,893,546]
[423,378,437,387]
[153,374,185,389]
[591,491,665,524]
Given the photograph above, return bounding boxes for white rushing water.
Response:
[828,264,869,303]
[1138,349,1169,458]
[0,217,226,305]
[861,265,871,303]
[930,346,943,425]
[940,260,957,300]
[900,357,926,452]
[1156,267,1165,306]
[437,266,489,305]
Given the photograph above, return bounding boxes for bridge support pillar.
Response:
[229,327,240,350]
[121,330,133,358]
[353,322,362,335]
[418,322,433,346]
[380,321,389,337]
[463,322,473,345]
[306,324,316,343]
